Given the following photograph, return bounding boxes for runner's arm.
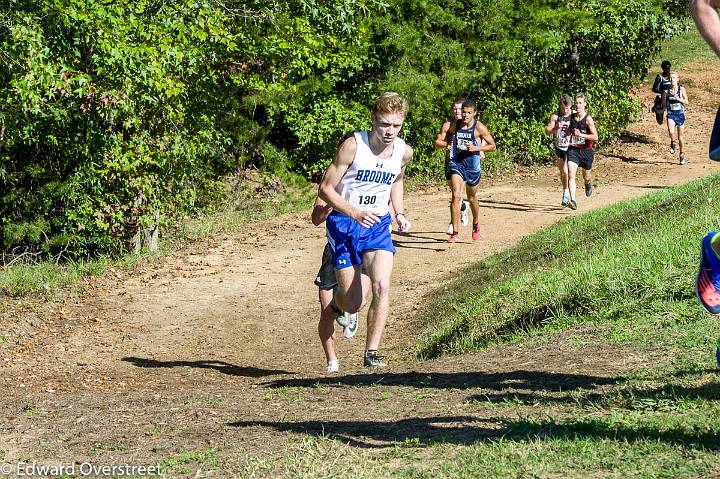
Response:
[678,86,689,105]
[391,146,414,233]
[434,121,452,149]
[583,116,599,142]
[470,123,496,153]
[651,74,662,94]
[318,136,378,227]
[691,0,720,59]
[545,113,559,135]
[311,196,333,226]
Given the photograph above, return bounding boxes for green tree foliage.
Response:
[0,0,374,256]
[0,0,685,257]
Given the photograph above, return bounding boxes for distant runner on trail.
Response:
[545,93,574,206]
[690,0,720,314]
[651,60,673,125]
[566,92,599,210]
[435,99,471,235]
[440,99,496,243]
[662,72,689,165]
[318,92,413,368]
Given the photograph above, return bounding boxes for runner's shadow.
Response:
[392,232,447,243]
[618,131,653,144]
[604,153,666,165]
[228,414,720,449]
[479,199,557,213]
[121,357,292,377]
[229,415,498,447]
[392,232,449,251]
[622,184,666,189]
[263,370,615,392]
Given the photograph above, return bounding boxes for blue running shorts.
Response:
[667,111,686,127]
[326,212,395,269]
[445,154,482,187]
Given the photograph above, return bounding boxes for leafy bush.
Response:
[0,0,687,257]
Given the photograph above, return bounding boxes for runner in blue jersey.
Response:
[441,99,496,243]
[545,94,574,206]
[662,72,689,165]
[652,61,673,125]
[318,92,414,368]
[435,99,471,234]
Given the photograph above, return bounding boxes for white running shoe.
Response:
[460,201,469,226]
[447,223,453,235]
[326,360,339,373]
[336,310,351,328]
[343,312,359,338]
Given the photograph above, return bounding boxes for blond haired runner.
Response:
[318,92,413,367]
[662,72,689,165]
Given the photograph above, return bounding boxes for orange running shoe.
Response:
[448,233,459,243]
[472,223,480,241]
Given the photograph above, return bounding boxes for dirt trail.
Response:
[2,60,720,463]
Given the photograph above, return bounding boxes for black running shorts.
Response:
[567,148,594,170]
[314,243,337,290]
[555,147,568,161]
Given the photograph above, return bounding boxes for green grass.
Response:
[654,21,720,68]
[414,174,720,359]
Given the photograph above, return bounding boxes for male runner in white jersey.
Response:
[545,94,574,206]
[318,92,413,367]
[311,191,400,373]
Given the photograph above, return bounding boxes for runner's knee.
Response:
[371,278,391,299]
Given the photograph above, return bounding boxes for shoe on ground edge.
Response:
[569,200,577,210]
[561,192,570,206]
[695,231,720,315]
[472,223,480,241]
[326,360,339,373]
[680,154,686,165]
[448,233,459,243]
[585,182,593,197]
[343,312,359,339]
[447,223,453,235]
[670,142,676,155]
[363,351,387,368]
[460,201,469,226]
